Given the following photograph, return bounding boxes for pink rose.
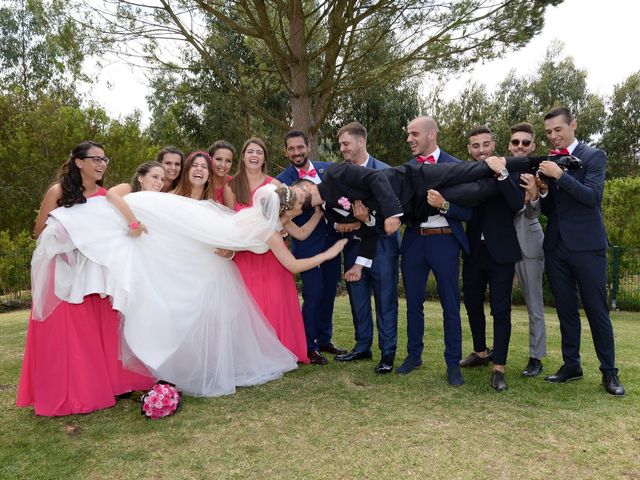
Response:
[337,196,351,211]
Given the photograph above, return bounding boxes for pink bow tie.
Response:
[298,168,317,178]
[549,148,570,156]
[416,155,436,164]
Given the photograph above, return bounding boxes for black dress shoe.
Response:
[307,350,329,365]
[490,370,508,392]
[447,365,464,386]
[319,342,347,355]
[374,357,394,374]
[396,357,422,375]
[335,350,373,362]
[602,374,625,396]
[521,357,543,377]
[459,349,492,368]
[544,365,583,383]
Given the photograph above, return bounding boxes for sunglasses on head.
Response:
[510,139,532,147]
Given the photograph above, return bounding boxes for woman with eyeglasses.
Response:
[25,145,345,397]
[17,141,154,416]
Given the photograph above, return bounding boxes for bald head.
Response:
[407,116,438,157]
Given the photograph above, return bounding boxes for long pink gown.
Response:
[233,177,309,364]
[16,188,154,416]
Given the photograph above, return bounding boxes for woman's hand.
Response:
[128,223,148,237]
[324,238,348,260]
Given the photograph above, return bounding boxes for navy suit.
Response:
[462,172,524,366]
[400,151,471,367]
[540,142,617,375]
[276,163,341,352]
[341,156,400,360]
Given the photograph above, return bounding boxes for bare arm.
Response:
[34,184,62,238]
[267,234,347,274]
[106,184,147,237]
[284,207,323,240]
[223,184,235,209]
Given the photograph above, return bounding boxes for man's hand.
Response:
[427,189,445,208]
[538,160,563,180]
[352,200,369,223]
[520,173,539,203]
[384,216,401,234]
[484,155,506,174]
[335,221,361,233]
[535,173,549,195]
[344,264,363,282]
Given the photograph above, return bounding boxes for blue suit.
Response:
[342,156,400,360]
[400,151,471,367]
[276,163,341,351]
[540,141,617,375]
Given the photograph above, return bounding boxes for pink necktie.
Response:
[416,155,436,164]
[549,148,570,156]
[298,168,317,178]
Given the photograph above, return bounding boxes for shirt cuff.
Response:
[355,256,373,268]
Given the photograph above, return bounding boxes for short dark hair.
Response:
[510,122,535,137]
[468,125,493,140]
[338,122,367,140]
[544,106,574,124]
[284,129,309,147]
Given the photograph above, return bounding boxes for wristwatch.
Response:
[440,200,450,214]
[497,168,509,181]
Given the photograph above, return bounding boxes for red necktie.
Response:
[298,168,317,178]
[549,148,570,155]
[416,155,436,164]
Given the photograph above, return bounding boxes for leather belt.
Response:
[419,227,452,236]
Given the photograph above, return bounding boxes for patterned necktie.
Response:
[549,148,570,156]
[298,168,317,178]
[416,155,436,164]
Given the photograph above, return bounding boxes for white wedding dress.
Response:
[31,186,298,397]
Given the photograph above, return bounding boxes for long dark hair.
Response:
[57,141,105,208]
[155,145,185,190]
[130,161,164,192]
[228,137,268,206]
[174,151,215,200]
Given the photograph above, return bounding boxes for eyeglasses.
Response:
[510,139,532,147]
[83,156,110,165]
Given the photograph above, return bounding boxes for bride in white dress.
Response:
[31,182,345,397]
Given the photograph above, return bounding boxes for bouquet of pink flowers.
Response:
[140,381,182,419]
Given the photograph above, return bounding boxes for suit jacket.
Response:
[400,151,472,254]
[318,159,494,226]
[540,141,609,252]
[319,156,400,259]
[514,199,544,259]
[276,161,333,257]
[464,173,525,264]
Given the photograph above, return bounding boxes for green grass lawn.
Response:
[1,298,638,479]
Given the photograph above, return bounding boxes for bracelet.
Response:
[129,220,140,230]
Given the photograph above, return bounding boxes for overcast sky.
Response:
[84,0,640,123]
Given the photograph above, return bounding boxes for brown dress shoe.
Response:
[319,342,347,355]
[459,350,493,368]
[307,350,328,365]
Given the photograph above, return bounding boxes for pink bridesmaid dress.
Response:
[233,177,310,364]
[16,187,154,416]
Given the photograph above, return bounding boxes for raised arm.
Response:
[34,183,62,238]
[267,234,347,274]
[106,184,147,237]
